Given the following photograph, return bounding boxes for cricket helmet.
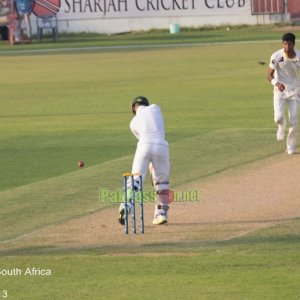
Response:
[131,96,149,114]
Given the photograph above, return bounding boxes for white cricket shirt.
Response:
[269,48,300,99]
[130,104,168,146]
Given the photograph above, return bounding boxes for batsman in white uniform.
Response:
[119,96,170,225]
[268,32,300,154]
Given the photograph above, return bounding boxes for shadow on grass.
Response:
[1,220,300,257]
[222,232,300,246]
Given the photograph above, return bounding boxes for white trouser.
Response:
[119,142,170,217]
[15,13,32,40]
[132,142,170,215]
[132,142,170,192]
[273,92,299,151]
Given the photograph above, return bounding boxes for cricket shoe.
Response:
[118,202,132,225]
[287,148,297,155]
[276,120,286,141]
[152,213,168,225]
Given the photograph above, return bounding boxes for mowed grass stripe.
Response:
[1,219,300,299]
[0,41,283,242]
[0,128,283,242]
[1,42,275,192]
[1,31,300,299]
[0,39,279,56]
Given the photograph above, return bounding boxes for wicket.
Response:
[122,173,144,234]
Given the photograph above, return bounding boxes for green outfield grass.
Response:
[0,27,300,299]
[0,42,283,240]
[0,24,298,54]
[1,219,300,299]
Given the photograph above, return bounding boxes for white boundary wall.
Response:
[32,0,288,34]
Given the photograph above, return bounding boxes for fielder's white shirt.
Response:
[130,104,168,146]
[269,48,300,99]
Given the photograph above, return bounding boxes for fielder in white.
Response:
[14,0,32,43]
[268,32,300,154]
[119,96,171,225]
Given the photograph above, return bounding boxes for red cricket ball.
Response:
[78,160,84,168]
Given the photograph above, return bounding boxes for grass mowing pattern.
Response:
[0,25,296,54]
[1,219,300,299]
[0,43,283,241]
[0,30,299,299]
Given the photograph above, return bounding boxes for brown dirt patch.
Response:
[2,152,300,253]
[272,26,300,32]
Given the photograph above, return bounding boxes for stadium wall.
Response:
[31,0,288,34]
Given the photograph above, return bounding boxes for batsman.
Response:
[119,96,171,225]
